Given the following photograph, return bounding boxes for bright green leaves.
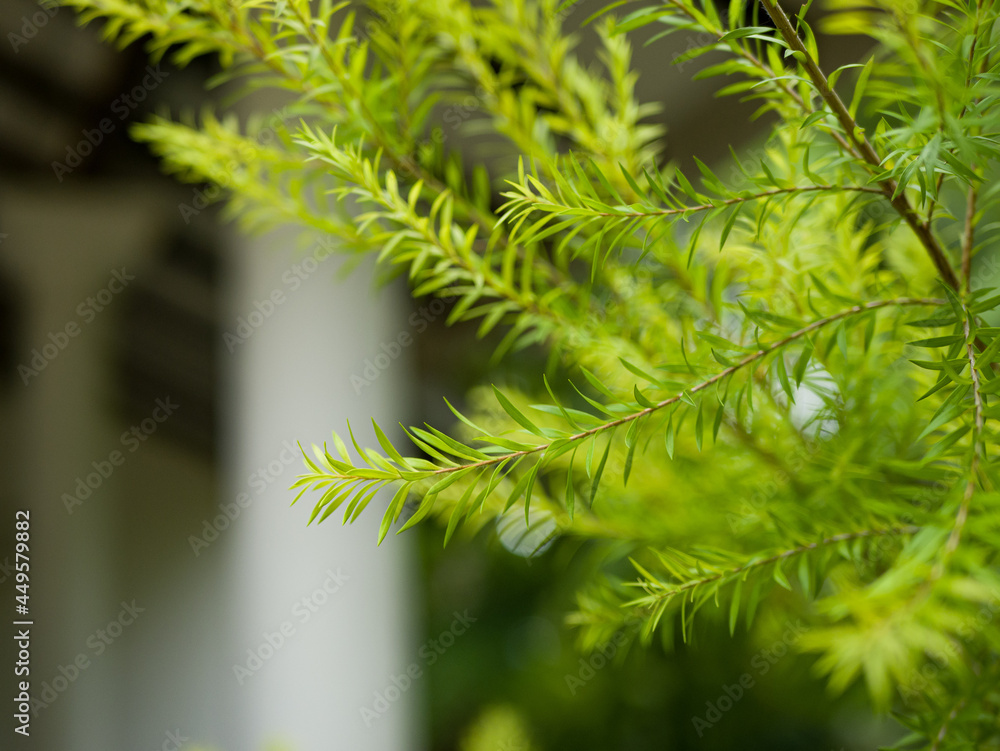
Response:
[582,431,609,506]
[613,527,918,647]
[62,0,1000,738]
[293,298,944,552]
[493,385,548,437]
[296,124,581,360]
[906,290,996,454]
[498,148,883,276]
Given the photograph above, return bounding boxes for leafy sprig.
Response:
[60,0,1000,743]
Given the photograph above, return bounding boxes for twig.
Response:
[962,184,976,292]
[758,0,961,292]
[312,297,944,483]
[930,697,967,751]
[636,526,922,604]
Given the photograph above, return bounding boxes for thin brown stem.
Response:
[517,185,884,220]
[930,697,967,751]
[759,0,961,291]
[319,297,942,484]
[962,184,977,292]
[932,308,986,581]
[636,526,922,604]
[430,299,941,476]
[944,313,985,559]
[927,0,987,227]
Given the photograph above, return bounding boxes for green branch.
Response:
[941,304,987,561]
[758,0,962,291]
[295,297,944,533]
[507,183,884,221]
[630,525,922,607]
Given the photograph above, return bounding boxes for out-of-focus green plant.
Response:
[459,704,538,751]
[61,0,1000,746]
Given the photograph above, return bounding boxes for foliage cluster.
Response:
[61,0,1000,745]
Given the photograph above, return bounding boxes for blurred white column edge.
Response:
[220,226,424,751]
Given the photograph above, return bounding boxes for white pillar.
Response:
[223,227,422,751]
[1,181,420,751]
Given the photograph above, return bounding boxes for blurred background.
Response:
[0,1,896,750]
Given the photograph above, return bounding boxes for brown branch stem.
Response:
[636,526,922,604]
[758,0,961,291]
[315,297,943,485]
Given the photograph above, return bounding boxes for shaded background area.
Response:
[0,1,910,749]
[0,1,419,749]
